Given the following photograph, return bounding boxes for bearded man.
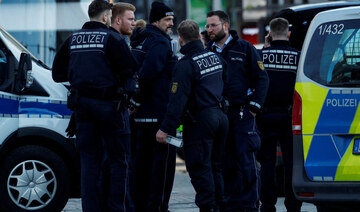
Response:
[206,10,269,212]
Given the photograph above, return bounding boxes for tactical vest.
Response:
[262,49,299,73]
[68,28,114,89]
[261,46,300,109]
[188,50,224,111]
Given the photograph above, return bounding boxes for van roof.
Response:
[277,1,360,26]
[312,5,360,23]
[275,0,360,50]
[287,1,360,12]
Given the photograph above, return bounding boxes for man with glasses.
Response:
[206,10,269,212]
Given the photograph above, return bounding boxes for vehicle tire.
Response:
[0,145,71,212]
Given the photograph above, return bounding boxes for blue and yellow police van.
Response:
[292,6,360,212]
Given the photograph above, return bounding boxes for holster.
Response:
[67,88,79,111]
[65,112,76,137]
[114,88,128,113]
[219,99,229,113]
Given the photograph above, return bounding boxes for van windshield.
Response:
[0,26,50,70]
[304,19,360,87]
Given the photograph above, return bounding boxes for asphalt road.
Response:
[62,157,317,212]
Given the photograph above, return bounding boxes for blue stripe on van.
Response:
[305,135,353,180]
[19,101,72,117]
[0,94,71,118]
[0,96,19,114]
[314,90,359,134]
[305,90,360,180]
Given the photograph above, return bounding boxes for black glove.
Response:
[66,112,77,137]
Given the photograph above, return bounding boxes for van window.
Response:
[304,19,360,87]
[0,48,7,85]
[0,40,11,90]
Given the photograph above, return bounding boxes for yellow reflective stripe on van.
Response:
[336,102,360,180]
[336,137,360,181]
[349,106,360,134]
[297,82,360,181]
[303,135,313,161]
[295,82,328,135]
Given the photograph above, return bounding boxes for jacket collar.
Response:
[269,40,290,47]
[207,29,240,51]
[145,24,172,41]
[82,21,108,30]
[109,26,119,33]
[180,40,204,55]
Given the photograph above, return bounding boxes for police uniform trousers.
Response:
[222,106,261,212]
[183,107,228,211]
[133,123,177,212]
[100,109,134,212]
[129,113,137,202]
[75,96,133,212]
[257,112,302,212]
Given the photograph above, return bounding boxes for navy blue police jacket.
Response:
[160,40,226,133]
[52,21,137,96]
[130,24,178,123]
[109,26,138,97]
[207,30,269,113]
[260,40,300,113]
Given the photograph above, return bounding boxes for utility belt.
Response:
[67,86,128,112]
[184,105,223,124]
[77,87,120,100]
[188,104,223,114]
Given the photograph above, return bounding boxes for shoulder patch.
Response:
[171,82,178,93]
[257,61,265,71]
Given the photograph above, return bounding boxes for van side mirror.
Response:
[16,53,33,92]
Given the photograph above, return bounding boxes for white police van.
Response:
[0,26,78,211]
[292,6,360,212]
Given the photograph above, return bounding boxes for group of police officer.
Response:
[52,0,302,212]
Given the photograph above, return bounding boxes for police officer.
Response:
[100,2,137,208]
[108,1,136,141]
[156,19,228,212]
[257,17,302,212]
[129,2,178,212]
[52,1,138,211]
[206,10,269,212]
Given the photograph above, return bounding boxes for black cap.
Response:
[149,1,174,23]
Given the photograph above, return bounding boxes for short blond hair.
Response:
[135,19,147,28]
[111,2,136,24]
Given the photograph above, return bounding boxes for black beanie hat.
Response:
[149,1,174,23]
